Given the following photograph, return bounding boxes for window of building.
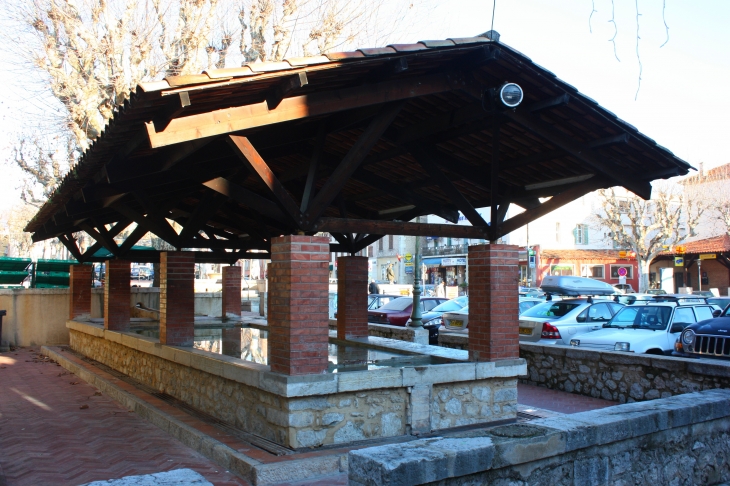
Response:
[550,264,574,276]
[574,224,589,245]
[388,235,394,250]
[378,238,383,251]
[581,264,604,279]
[610,265,633,279]
[555,222,561,243]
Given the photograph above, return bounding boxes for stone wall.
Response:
[68,322,525,449]
[328,320,429,345]
[519,342,730,403]
[349,389,730,486]
[0,289,69,346]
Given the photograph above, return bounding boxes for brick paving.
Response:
[0,347,248,486]
[518,383,617,414]
[0,346,616,486]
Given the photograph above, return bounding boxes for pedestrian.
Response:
[369,279,379,294]
[386,263,395,284]
[436,280,445,298]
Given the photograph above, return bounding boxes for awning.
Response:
[422,258,442,267]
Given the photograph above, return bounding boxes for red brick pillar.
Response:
[221,265,242,319]
[69,264,92,319]
[467,244,519,361]
[160,252,195,346]
[104,260,131,331]
[221,328,242,358]
[268,235,330,375]
[337,256,369,340]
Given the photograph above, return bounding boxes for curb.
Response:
[41,346,345,485]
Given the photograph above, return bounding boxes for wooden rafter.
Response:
[305,101,404,225]
[314,217,488,238]
[145,72,459,149]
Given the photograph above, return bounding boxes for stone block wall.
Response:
[349,389,730,486]
[431,379,517,430]
[520,342,730,403]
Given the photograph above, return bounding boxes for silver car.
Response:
[519,298,624,345]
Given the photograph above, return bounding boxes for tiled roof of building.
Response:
[681,162,730,185]
[662,235,730,255]
[541,249,626,261]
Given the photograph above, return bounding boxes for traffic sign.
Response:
[699,254,717,260]
[617,267,627,277]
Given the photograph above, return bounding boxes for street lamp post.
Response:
[410,217,423,327]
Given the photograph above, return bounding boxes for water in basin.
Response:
[133,326,454,371]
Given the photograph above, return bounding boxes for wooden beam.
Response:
[146,71,456,149]
[202,177,291,225]
[526,93,570,113]
[503,111,652,199]
[227,136,304,226]
[409,144,489,228]
[266,72,308,110]
[178,191,224,241]
[118,224,148,255]
[58,234,83,261]
[306,102,404,224]
[78,222,121,256]
[301,122,327,212]
[314,217,488,238]
[152,92,191,132]
[111,203,180,248]
[496,178,607,238]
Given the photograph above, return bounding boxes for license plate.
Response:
[449,320,463,328]
[519,327,532,335]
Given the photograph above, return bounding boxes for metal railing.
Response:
[421,244,470,257]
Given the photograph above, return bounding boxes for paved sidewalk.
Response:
[0,347,616,486]
[0,348,247,486]
[518,383,616,414]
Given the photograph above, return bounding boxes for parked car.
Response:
[367,297,448,327]
[675,305,729,359]
[334,294,400,319]
[440,297,554,335]
[646,289,667,295]
[708,297,730,311]
[442,306,469,332]
[690,290,716,298]
[130,267,140,280]
[519,297,544,314]
[368,294,400,310]
[406,296,468,344]
[613,283,636,294]
[613,293,656,305]
[518,298,624,345]
[569,300,718,355]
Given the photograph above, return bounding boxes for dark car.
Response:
[367,297,449,327]
[675,305,728,359]
[406,296,468,345]
[334,294,400,319]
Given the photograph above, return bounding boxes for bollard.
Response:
[0,309,7,352]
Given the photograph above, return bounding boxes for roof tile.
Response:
[358,47,397,56]
[204,67,255,78]
[247,61,292,72]
[325,50,365,61]
[541,249,626,261]
[447,37,490,45]
[285,55,330,66]
[388,43,428,52]
[418,40,455,48]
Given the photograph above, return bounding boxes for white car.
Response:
[518,298,624,345]
[568,302,718,354]
[442,306,469,332]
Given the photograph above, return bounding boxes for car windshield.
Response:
[605,306,672,330]
[521,301,581,318]
[432,297,468,312]
[378,298,412,311]
[708,298,730,308]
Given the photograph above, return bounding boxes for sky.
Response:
[0,0,728,213]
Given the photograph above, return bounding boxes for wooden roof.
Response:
[25,32,692,263]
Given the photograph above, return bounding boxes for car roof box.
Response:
[541,276,616,296]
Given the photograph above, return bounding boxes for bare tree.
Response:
[10,135,74,207]
[0,203,40,256]
[5,0,424,154]
[593,185,706,292]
